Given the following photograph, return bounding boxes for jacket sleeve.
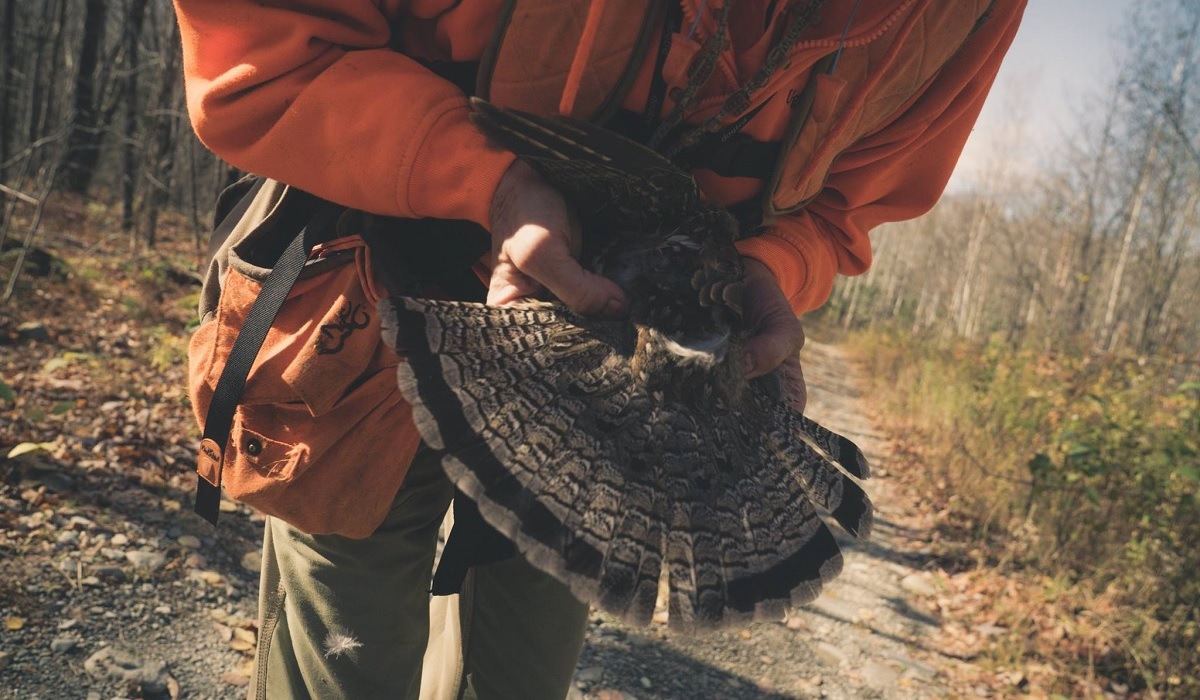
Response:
[736,0,1025,314]
[173,0,515,229]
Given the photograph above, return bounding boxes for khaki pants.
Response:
[248,448,589,700]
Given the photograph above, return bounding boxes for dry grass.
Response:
[837,327,1200,698]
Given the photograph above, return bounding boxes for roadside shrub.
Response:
[845,327,1200,695]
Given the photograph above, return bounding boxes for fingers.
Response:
[486,259,544,307]
[779,353,808,414]
[489,160,626,317]
[741,315,805,379]
[496,226,626,315]
[739,258,804,379]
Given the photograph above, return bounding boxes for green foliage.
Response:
[41,352,95,373]
[0,380,13,402]
[144,324,189,373]
[848,327,1200,695]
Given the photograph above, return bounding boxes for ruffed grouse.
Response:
[378,98,873,630]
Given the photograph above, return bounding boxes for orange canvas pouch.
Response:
[187,179,420,538]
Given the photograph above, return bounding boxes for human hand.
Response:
[740,258,807,414]
[487,160,628,317]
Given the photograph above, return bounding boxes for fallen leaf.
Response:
[213,623,233,642]
[7,442,55,459]
[4,616,25,630]
[233,627,256,645]
[229,625,256,652]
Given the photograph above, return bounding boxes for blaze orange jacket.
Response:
[175,0,1025,314]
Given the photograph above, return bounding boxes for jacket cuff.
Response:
[736,233,810,309]
[402,100,516,230]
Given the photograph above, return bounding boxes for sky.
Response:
[950,0,1138,189]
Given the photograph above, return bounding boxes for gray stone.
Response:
[84,647,147,683]
[94,566,126,583]
[240,550,262,573]
[861,660,901,687]
[109,534,129,546]
[814,641,850,667]
[50,637,77,653]
[0,650,10,672]
[811,596,859,622]
[176,535,201,549]
[881,650,940,680]
[56,531,79,546]
[125,550,166,570]
[69,516,95,529]
[575,666,603,683]
[900,573,938,598]
[138,660,172,695]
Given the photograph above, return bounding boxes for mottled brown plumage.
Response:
[377,99,872,630]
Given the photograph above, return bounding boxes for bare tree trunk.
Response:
[839,276,857,329]
[952,197,991,337]
[1103,128,1160,352]
[1139,188,1198,352]
[0,0,15,185]
[121,0,150,235]
[139,21,183,249]
[62,0,108,194]
[25,0,63,158]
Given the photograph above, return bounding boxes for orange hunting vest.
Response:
[476,0,999,224]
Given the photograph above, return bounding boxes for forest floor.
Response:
[1,197,1033,699]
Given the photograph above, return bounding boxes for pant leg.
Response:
[249,447,455,700]
[460,555,590,700]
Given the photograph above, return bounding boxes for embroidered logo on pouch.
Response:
[316,301,370,355]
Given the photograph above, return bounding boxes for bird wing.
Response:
[469,98,703,229]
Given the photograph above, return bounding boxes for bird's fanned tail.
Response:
[379,296,873,630]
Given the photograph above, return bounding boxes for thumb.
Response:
[486,260,544,307]
[512,238,627,317]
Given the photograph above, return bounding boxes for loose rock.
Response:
[814,641,851,668]
[240,550,262,573]
[900,573,938,598]
[126,550,167,570]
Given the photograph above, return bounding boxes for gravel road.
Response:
[1,340,963,699]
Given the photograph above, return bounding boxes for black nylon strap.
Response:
[643,2,683,133]
[194,196,340,526]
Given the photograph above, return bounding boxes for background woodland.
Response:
[1,0,1198,697]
